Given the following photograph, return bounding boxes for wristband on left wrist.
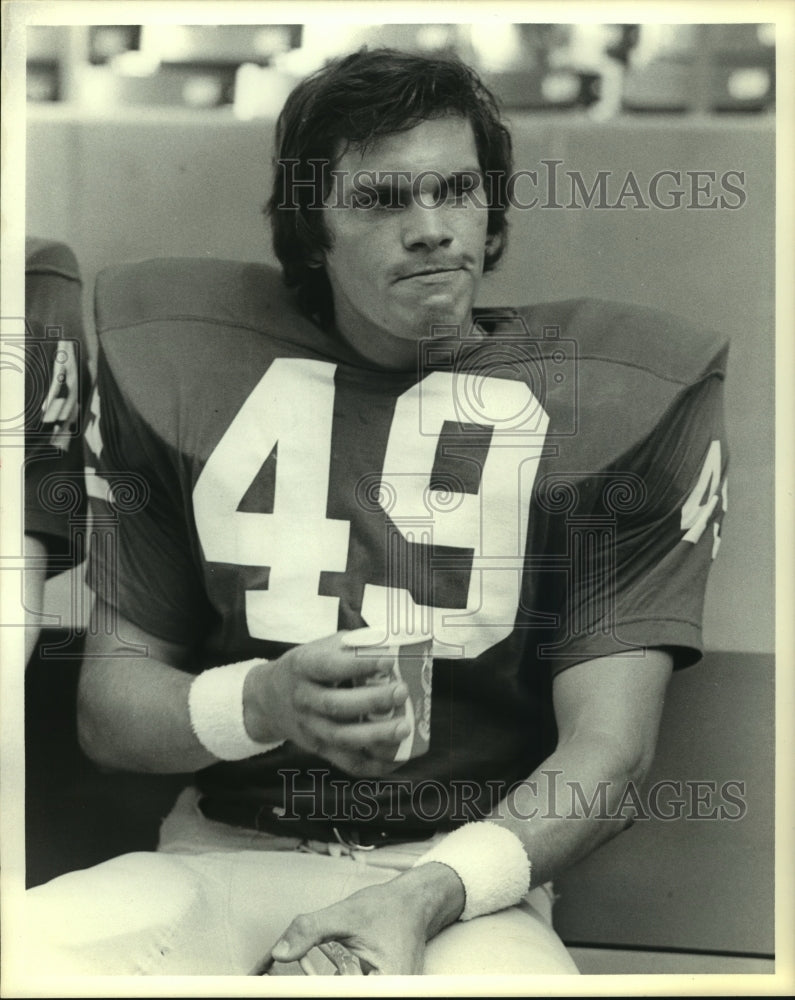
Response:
[412,821,531,921]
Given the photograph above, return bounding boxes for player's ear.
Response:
[306,244,325,269]
[484,232,502,262]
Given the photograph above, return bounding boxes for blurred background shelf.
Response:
[25,22,776,118]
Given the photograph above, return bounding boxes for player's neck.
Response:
[331,312,484,374]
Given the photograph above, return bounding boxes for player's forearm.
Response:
[390,733,651,949]
[485,730,654,888]
[76,597,293,772]
[361,733,648,950]
[77,652,216,772]
[77,654,296,772]
[77,618,413,775]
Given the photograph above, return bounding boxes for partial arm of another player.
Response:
[24,534,49,667]
[262,647,672,974]
[78,598,417,776]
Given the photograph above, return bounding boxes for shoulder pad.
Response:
[25,238,81,283]
[509,297,729,385]
[94,257,299,338]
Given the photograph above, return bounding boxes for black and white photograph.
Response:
[0,1,792,995]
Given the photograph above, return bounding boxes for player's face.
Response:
[321,116,490,370]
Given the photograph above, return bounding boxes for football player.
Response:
[27,49,728,976]
[23,238,89,665]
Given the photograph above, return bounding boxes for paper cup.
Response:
[343,629,433,762]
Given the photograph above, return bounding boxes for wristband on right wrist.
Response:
[188,659,285,762]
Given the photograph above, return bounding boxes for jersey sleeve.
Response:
[24,240,90,576]
[84,347,215,645]
[546,368,729,673]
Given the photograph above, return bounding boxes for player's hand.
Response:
[253,865,465,976]
[243,632,410,776]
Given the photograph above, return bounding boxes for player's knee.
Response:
[28,852,209,974]
[423,907,580,975]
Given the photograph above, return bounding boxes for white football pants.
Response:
[23,786,581,977]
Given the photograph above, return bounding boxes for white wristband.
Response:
[413,821,531,921]
[188,659,285,761]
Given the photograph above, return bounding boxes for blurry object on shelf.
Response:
[712,65,773,112]
[707,24,775,112]
[483,67,601,111]
[24,20,776,116]
[712,23,774,52]
[622,23,775,114]
[473,24,605,112]
[233,63,300,119]
[605,24,641,65]
[72,24,302,111]
[622,24,697,112]
[234,23,469,119]
[301,22,465,57]
[27,61,60,102]
[88,25,141,65]
[269,23,474,96]
[414,23,468,55]
[180,74,228,110]
[27,25,65,101]
[541,70,588,105]
[755,23,776,49]
[77,61,236,110]
[27,25,65,61]
[548,24,638,119]
[625,23,698,70]
[137,24,301,66]
[623,60,692,113]
[469,22,528,73]
[27,25,90,103]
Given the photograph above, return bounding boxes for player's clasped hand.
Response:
[244,632,410,776]
[253,874,434,976]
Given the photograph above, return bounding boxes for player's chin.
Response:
[392,282,473,326]
[399,303,473,342]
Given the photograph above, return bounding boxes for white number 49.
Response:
[680,439,727,558]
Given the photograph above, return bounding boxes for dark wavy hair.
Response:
[266,47,514,327]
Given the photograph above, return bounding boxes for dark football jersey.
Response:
[86,258,728,833]
[25,238,89,575]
